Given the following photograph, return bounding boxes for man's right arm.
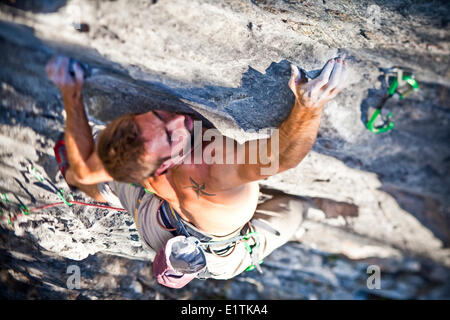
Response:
[46,57,113,185]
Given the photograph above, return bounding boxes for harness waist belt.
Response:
[160,200,245,244]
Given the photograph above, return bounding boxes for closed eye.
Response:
[152,110,164,121]
[152,111,171,146]
[164,128,171,146]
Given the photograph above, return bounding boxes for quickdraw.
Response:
[242,229,264,273]
[0,164,125,226]
[1,193,11,224]
[1,192,30,224]
[1,193,9,204]
[366,67,419,133]
[29,165,74,207]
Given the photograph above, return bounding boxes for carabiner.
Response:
[366,108,394,133]
[388,73,419,99]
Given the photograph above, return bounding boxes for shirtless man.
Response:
[46,56,348,288]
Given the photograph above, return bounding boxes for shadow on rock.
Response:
[0,0,67,13]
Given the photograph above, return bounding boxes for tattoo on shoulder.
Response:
[184,177,216,199]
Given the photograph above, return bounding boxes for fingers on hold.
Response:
[290,64,300,81]
[289,64,300,94]
[57,56,70,82]
[326,57,350,94]
[314,58,335,87]
[73,63,85,84]
[46,56,62,82]
[326,59,344,90]
[333,62,349,93]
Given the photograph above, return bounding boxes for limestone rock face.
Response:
[0,0,449,299]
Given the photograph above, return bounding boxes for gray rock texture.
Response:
[0,0,449,299]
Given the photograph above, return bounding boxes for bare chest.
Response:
[142,166,260,236]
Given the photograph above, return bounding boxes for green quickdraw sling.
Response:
[366,68,419,134]
[30,165,74,206]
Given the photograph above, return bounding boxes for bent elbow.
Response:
[74,174,94,185]
[69,165,94,185]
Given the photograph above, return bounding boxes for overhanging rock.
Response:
[0,0,449,270]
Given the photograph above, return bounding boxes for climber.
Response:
[46,55,348,288]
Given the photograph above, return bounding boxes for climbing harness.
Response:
[161,200,266,274]
[366,67,419,133]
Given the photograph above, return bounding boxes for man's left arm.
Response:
[207,57,348,191]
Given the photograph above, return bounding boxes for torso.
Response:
[142,146,260,237]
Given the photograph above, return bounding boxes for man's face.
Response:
[135,110,194,169]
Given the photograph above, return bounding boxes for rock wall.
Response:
[0,0,449,299]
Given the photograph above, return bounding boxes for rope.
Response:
[3,200,126,225]
[30,200,126,212]
[2,165,124,225]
